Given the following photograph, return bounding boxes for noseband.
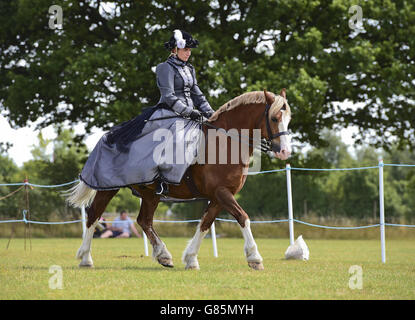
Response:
[259,104,289,153]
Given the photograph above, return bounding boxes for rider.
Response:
[154,30,215,196]
[78,30,214,197]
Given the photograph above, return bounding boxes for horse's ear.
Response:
[263,89,275,105]
[280,88,286,99]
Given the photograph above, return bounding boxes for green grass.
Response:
[1,237,414,300]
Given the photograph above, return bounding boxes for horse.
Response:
[67,89,292,270]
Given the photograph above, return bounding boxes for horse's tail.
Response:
[65,181,97,209]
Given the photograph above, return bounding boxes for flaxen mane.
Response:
[209,91,289,121]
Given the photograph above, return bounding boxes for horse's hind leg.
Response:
[136,190,173,268]
[182,201,222,270]
[77,189,118,267]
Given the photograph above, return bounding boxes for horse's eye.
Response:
[281,104,286,111]
[271,117,278,123]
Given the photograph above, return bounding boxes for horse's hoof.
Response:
[185,264,200,270]
[159,258,174,268]
[248,261,264,270]
[79,263,94,268]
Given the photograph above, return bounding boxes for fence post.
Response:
[286,163,295,245]
[81,205,87,238]
[378,159,386,263]
[211,221,218,258]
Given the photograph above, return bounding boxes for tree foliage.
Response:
[1,0,414,148]
[0,153,21,218]
[230,131,415,221]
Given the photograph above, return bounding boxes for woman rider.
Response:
[79,30,214,197]
[154,30,215,195]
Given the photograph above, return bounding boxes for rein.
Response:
[146,103,289,154]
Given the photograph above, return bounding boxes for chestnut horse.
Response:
[67,89,292,270]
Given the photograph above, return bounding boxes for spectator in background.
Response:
[100,210,141,238]
[93,216,108,238]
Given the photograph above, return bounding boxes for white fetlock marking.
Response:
[182,223,208,269]
[184,254,199,269]
[152,238,172,261]
[240,219,263,263]
[77,220,98,266]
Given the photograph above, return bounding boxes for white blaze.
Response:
[278,111,291,155]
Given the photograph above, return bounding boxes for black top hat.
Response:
[164,30,199,50]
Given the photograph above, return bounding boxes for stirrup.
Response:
[155,180,169,196]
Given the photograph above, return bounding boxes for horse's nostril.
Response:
[280,149,291,158]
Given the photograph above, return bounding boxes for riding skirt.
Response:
[79,107,203,190]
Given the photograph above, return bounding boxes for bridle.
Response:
[257,103,290,154]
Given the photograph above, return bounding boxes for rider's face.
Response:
[176,48,191,61]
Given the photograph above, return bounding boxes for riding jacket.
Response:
[156,55,214,117]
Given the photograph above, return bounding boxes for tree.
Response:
[383,145,415,221]
[0,154,21,219]
[16,129,88,220]
[1,0,414,149]
[171,200,209,220]
[238,130,415,221]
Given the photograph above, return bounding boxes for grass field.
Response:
[1,237,414,300]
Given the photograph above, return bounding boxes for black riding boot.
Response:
[155,179,169,197]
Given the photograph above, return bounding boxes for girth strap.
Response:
[183,167,202,198]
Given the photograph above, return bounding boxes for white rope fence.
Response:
[1,160,415,263]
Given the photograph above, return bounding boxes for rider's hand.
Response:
[202,110,214,119]
[189,109,202,121]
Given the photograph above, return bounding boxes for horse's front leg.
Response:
[136,190,173,268]
[239,219,263,270]
[182,201,222,270]
[214,186,264,270]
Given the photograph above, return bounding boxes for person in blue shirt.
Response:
[100,210,141,238]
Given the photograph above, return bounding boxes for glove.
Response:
[188,109,202,121]
[202,110,214,119]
